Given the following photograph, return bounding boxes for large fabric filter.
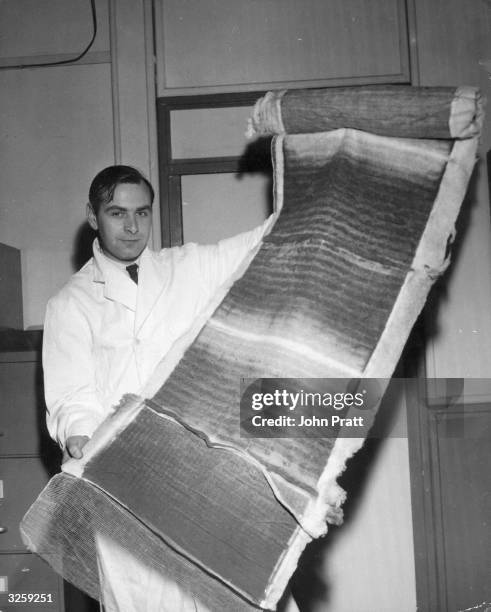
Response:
[21,86,483,610]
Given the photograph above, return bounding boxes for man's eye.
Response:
[111,211,124,217]
[137,210,149,217]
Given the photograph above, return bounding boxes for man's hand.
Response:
[63,435,90,463]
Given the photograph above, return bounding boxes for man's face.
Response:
[87,182,153,263]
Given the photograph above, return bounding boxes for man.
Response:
[43,165,294,611]
[44,165,274,460]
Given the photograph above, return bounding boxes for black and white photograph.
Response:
[0,2,490,611]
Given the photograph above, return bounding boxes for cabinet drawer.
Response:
[0,458,51,551]
[0,551,62,610]
[0,360,48,456]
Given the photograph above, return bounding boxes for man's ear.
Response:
[87,203,98,231]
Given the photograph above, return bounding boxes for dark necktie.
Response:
[126,263,139,285]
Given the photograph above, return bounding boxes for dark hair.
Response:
[88,165,155,214]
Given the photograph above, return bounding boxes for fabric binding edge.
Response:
[449,86,485,139]
[246,90,286,137]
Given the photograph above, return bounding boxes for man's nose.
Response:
[125,214,138,234]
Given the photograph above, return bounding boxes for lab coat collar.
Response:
[92,239,137,312]
[91,239,167,334]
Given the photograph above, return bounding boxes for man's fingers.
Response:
[64,435,90,463]
[68,443,84,459]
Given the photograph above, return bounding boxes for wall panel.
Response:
[0,0,110,65]
[0,63,114,327]
[156,0,411,95]
[414,0,491,386]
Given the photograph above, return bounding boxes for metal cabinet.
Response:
[0,337,65,610]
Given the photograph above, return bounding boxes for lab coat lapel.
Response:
[102,268,137,311]
[92,240,137,311]
[134,248,166,335]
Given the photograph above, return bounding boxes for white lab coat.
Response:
[43,221,273,448]
[43,217,298,612]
